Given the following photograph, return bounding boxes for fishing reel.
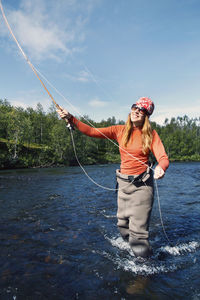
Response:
[66,122,74,131]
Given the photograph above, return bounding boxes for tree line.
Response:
[0,98,200,169]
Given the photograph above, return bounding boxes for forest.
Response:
[0,98,200,169]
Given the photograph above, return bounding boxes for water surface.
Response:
[0,162,200,299]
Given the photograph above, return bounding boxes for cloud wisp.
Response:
[152,102,200,125]
[88,98,109,108]
[64,70,92,82]
[0,0,98,62]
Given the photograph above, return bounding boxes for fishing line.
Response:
[155,180,172,245]
[0,0,171,244]
[69,125,137,191]
[143,179,172,245]
[69,126,119,191]
[82,64,115,102]
[70,123,172,244]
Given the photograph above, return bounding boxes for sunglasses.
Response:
[131,104,148,115]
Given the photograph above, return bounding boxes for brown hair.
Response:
[122,114,153,155]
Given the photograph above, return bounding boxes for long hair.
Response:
[122,114,153,155]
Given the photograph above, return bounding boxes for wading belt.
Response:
[116,164,152,184]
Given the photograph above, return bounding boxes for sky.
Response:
[1,0,200,124]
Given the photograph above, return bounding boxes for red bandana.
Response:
[136,97,154,116]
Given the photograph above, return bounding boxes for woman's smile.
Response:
[130,109,145,125]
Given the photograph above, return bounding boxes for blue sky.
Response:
[1,0,200,124]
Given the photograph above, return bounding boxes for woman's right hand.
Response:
[56,106,71,120]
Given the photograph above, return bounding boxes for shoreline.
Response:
[1,159,200,171]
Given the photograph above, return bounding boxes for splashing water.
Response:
[161,241,200,256]
[103,235,199,276]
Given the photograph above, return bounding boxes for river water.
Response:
[0,162,200,299]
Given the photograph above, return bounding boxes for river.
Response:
[0,162,200,299]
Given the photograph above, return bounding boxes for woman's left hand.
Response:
[154,165,165,179]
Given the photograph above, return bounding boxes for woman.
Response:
[57,97,169,258]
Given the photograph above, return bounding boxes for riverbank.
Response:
[1,157,200,171]
[1,135,200,170]
[0,136,121,170]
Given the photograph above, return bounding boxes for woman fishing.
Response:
[57,97,169,258]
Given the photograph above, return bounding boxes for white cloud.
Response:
[1,0,99,61]
[89,98,108,107]
[65,70,91,82]
[77,70,91,82]
[9,11,69,60]
[9,89,51,112]
[151,103,200,125]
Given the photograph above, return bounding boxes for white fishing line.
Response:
[69,126,136,191]
[154,180,172,245]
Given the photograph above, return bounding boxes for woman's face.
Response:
[130,107,146,127]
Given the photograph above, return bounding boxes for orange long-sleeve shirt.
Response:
[71,116,169,175]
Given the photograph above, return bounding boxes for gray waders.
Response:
[116,167,154,258]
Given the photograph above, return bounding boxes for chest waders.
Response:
[116,166,154,258]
